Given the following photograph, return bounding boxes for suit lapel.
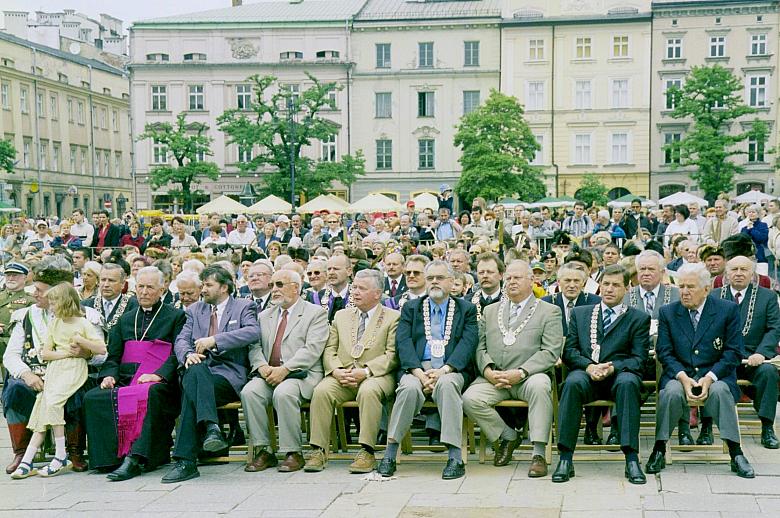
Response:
[694,300,718,344]
[676,302,695,343]
[511,297,535,331]
[263,309,278,350]
[282,302,305,341]
[603,308,627,339]
[220,297,234,331]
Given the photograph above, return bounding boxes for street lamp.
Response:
[287,97,296,214]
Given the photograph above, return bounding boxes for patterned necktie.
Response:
[269,309,288,367]
[644,291,655,315]
[391,279,398,298]
[735,292,742,305]
[689,309,699,331]
[603,307,615,331]
[104,299,113,316]
[431,306,444,368]
[566,300,575,322]
[509,303,521,327]
[208,305,218,337]
[357,311,368,342]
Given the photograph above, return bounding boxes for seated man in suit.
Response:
[646,263,754,478]
[306,254,352,324]
[718,256,780,449]
[377,260,478,480]
[463,260,563,478]
[553,264,649,484]
[163,265,260,483]
[304,269,399,473]
[241,270,328,473]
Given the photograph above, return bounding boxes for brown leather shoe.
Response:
[528,455,548,478]
[278,452,305,472]
[493,438,519,467]
[244,448,278,472]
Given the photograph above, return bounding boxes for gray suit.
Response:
[463,298,563,444]
[241,300,329,452]
[623,285,680,320]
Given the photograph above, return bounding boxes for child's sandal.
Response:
[38,457,71,477]
[10,462,37,479]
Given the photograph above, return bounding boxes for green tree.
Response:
[454,89,545,204]
[137,113,220,213]
[0,139,16,174]
[665,65,770,202]
[217,73,365,203]
[576,173,609,207]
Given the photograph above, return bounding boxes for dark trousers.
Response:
[172,364,238,461]
[737,363,778,422]
[557,370,642,453]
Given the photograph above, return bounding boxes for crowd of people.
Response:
[0,186,777,487]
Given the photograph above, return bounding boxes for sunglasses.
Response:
[272,281,295,289]
[307,270,323,276]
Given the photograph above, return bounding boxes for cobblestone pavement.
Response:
[1,412,779,517]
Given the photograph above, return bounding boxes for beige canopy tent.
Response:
[348,193,405,214]
[195,195,248,215]
[247,194,293,215]
[297,194,351,214]
[410,192,439,212]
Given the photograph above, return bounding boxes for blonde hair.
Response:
[47,282,84,319]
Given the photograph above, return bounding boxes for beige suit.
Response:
[240,300,328,452]
[463,298,563,444]
[309,304,400,452]
[702,216,739,244]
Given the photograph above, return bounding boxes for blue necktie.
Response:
[603,307,615,331]
[689,309,699,331]
[431,306,444,368]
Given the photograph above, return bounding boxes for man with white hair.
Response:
[646,263,753,478]
[275,215,293,243]
[241,269,328,472]
[703,199,739,244]
[175,270,202,309]
[305,259,327,294]
[368,218,392,243]
[227,215,256,246]
[688,202,707,235]
[246,261,275,313]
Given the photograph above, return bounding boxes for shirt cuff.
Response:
[706,371,718,382]
[675,370,686,380]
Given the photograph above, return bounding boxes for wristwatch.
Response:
[363,367,372,378]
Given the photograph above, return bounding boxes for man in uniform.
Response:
[0,262,35,366]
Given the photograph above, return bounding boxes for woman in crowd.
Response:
[120,221,145,250]
[51,220,81,249]
[303,217,324,251]
[663,204,699,246]
[77,261,101,300]
[742,204,770,275]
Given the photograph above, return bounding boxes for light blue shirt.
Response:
[423,297,450,360]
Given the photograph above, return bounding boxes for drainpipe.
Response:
[87,65,97,213]
[551,25,559,197]
[31,48,43,214]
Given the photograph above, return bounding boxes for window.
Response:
[236,84,252,110]
[316,50,340,59]
[67,98,73,121]
[36,92,44,117]
[612,36,629,57]
[418,42,434,68]
[320,135,337,162]
[146,53,169,62]
[417,91,434,117]
[50,95,58,120]
[20,87,28,113]
[77,101,85,124]
[751,34,768,56]
[103,88,111,96]
[526,81,544,110]
[237,145,252,163]
[665,79,682,110]
[610,133,629,163]
[92,106,98,128]
[183,53,207,62]
[58,73,68,83]
[664,133,681,164]
[39,141,47,170]
[576,37,592,59]
[376,139,392,170]
[188,85,204,110]
[112,110,118,131]
[152,139,167,164]
[748,75,768,107]
[282,84,300,105]
[748,137,765,162]
[0,83,8,109]
[70,145,77,173]
[103,151,110,177]
[666,38,682,59]
[115,152,122,177]
[194,148,205,163]
[23,140,31,167]
[575,80,592,109]
[464,41,480,66]
[375,92,392,118]
[709,36,726,57]
[94,150,100,176]
[611,79,629,108]
[327,91,337,109]
[529,39,545,61]
[279,51,303,60]
[81,148,87,174]
[151,85,167,111]
[376,43,391,68]
[574,134,592,164]
[100,108,107,129]
[418,139,435,169]
[532,134,544,165]
[52,143,60,171]
[463,90,480,115]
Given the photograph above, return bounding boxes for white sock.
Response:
[532,442,546,457]
[49,436,67,469]
[20,442,38,466]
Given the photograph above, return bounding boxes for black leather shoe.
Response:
[678,432,695,451]
[493,438,519,466]
[442,459,465,480]
[551,459,575,483]
[161,460,200,483]
[761,428,780,449]
[227,425,246,447]
[583,427,602,445]
[730,454,755,479]
[696,423,713,446]
[107,456,142,482]
[376,458,396,477]
[645,450,666,474]
[605,431,620,451]
[625,460,647,485]
[202,423,229,453]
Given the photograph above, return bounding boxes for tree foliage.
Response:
[454,90,546,204]
[217,73,365,202]
[0,139,16,174]
[137,113,220,213]
[665,65,770,201]
[576,173,609,207]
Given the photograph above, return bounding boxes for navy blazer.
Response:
[542,291,601,337]
[657,297,744,401]
[395,296,478,385]
[714,284,780,359]
[563,304,650,375]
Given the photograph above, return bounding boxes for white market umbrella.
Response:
[248,194,293,215]
[734,190,774,204]
[607,195,657,209]
[349,193,404,213]
[195,195,248,215]
[657,191,709,207]
[410,192,439,212]
[297,194,351,214]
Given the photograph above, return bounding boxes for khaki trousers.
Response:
[240,377,307,453]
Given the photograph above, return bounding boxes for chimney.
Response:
[232,0,242,6]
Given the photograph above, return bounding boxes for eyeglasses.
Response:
[405,270,424,276]
[272,281,296,289]
[307,270,323,276]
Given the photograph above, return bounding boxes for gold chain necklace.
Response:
[497,296,539,346]
[719,284,757,336]
[95,294,130,331]
[350,306,385,360]
[422,296,456,358]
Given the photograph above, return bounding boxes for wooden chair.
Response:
[736,379,763,437]
[666,398,731,464]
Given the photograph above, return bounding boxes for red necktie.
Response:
[735,292,742,305]
[391,279,398,297]
[208,305,218,337]
[269,310,288,367]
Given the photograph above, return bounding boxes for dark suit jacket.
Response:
[657,297,744,401]
[564,304,649,375]
[620,214,651,239]
[306,287,349,323]
[542,291,601,337]
[714,284,780,358]
[90,224,121,248]
[395,296,478,385]
[384,276,407,298]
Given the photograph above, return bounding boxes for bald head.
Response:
[384,252,404,278]
[726,255,755,291]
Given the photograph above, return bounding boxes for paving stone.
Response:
[401,507,557,518]
[708,474,780,495]
[656,494,760,513]
[321,492,411,518]
[141,486,255,513]
[561,511,642,518]
[562,493,642,511]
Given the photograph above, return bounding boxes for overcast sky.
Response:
[3,0,263,26]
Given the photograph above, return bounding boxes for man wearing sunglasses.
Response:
[241,270,328,473]
[305,260,327,295]
[384,255,430,311]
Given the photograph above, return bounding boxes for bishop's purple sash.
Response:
[116,339,171,457]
